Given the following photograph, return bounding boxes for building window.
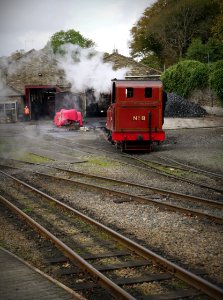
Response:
[145,87,152,98]
[126,87,133,98]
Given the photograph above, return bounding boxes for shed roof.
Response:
[104,52,162,76]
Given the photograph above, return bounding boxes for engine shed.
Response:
[25,85,60,120]
[1,48,162,122]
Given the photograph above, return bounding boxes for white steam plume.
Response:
[57,44,129,97]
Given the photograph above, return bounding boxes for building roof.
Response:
[103,51,162,77]
[0,49,162,96]
[1,48,69,94]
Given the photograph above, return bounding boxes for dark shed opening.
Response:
[25,85,61,120]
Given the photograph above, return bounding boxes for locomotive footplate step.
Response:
[0,247,81,300]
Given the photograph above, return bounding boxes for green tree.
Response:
[130,0,221,66]
[161,60,209,97]
[186,39,206,62]
[140,54,162,71]
[209,60,223,102]
[50,29,95,53]
[130,0,165,60]
[186,38,223,63]
[206,38,223,62]
[212,1,223,42]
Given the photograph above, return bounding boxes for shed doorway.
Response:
[25,86,60,120]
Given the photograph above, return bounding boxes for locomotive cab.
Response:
[106,79,165,151]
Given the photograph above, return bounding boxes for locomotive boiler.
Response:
[106,79,165,151]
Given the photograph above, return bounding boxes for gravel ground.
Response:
[29,161,223,288]
[0,119,223,293]
[152,127,223,174]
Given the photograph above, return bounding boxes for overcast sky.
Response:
[0,0,155,57]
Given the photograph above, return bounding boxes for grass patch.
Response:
[170,278,189,289]
[87,157,115,168]
[0,240,7,248]
[144,161,196,178]
[0,142,52,163]
[22,207,33,213]
[22,153,53,163]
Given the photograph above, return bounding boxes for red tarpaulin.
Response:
[54,109,83,127]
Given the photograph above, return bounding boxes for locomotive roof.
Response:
[112,79,163,88]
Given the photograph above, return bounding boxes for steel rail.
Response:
[2,140,223,195]
[132,155,223,181]
[124,154,223,194]
[0,171,223,299]
[49,137,223,193]
[33,172,223,224]
[141,158,223,181]
[49,165,223,209]
[0,194,135,300]
[154,155,223,180]
[1,164,223,224]
[1,166,222,224]
[1,161,222,209]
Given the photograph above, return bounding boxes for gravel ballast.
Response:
[0,119,223,292]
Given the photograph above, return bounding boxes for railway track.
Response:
[0,169,223,299]
[39,133,223,195]
[1,123,222,194]
[129,154,223,193]
[2,128,222,195]
[148,154,223,181]
[1,159,223,225]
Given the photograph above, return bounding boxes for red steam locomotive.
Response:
[106,79,165,151]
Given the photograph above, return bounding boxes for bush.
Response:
[209,60,223,71]
[209,60,223,102]
[161,60,209,97]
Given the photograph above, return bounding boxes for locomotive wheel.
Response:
[148,143,154,152]
[115,141,121,149]
[107,131,112,142]
[107,131,115,145]
[120,142,126,152]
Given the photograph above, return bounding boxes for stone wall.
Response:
[188,88,221,106]
[2,50,161,96]
[4,49,69,93]
[188,88,223,116]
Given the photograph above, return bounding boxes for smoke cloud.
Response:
[57,44,129,97]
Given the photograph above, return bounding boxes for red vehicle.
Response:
[54,109,83,128]
[106,79,165,151]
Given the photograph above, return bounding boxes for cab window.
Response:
[145,87,152,98]
[126,87,133,98]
